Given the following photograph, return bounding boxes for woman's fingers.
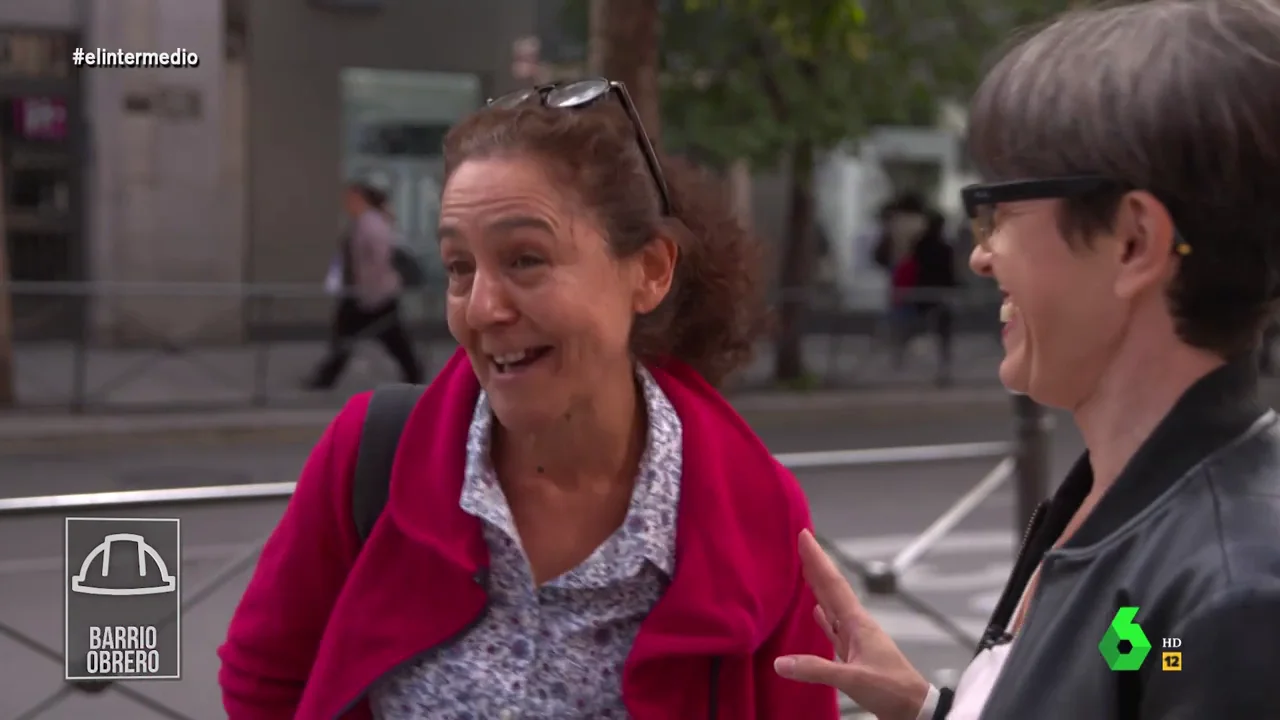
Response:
[812,604,848,661]
[813,603,835,640]
[774,653,867,689]
[798,530,866,627]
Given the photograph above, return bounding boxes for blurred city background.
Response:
[0,0,1263,718]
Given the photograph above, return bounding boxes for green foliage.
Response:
[660,0,875,168]
[659,0,1076,168]
[555,0,1077,168]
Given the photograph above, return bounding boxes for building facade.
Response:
[0,2,84,339]
[244,0,538,336]
[3,0,538,341]
[2,0,965,341]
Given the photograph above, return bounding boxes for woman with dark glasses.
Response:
[775,1,1280,718]
[219,78,838,719]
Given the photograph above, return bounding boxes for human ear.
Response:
[1113,191,1178,301]
[632,233,678,314]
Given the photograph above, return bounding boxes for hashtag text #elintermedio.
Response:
[72,48,200,68]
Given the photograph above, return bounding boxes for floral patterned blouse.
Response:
[370,367,683,719]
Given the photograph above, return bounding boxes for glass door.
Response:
[2,94,80,338]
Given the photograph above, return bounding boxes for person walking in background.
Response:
[872,194,924,352]
[874,196,956,383]
[221,78,837,719]
[305,181,423,390]
[906,210,957,386]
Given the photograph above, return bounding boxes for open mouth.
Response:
[1000,298,1015,323]
[999,291,1018,335]
[489,346,553,375]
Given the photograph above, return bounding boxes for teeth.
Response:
[492,350,530,365]
[1000,301,1015,323]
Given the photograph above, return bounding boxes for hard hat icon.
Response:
[72,533,177,596]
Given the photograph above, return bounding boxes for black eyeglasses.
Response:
[960,175,1192,256]
[488,78,672,216]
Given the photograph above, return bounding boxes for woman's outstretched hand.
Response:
[774,529,933,720]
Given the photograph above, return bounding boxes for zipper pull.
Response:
[977,627,1013,651]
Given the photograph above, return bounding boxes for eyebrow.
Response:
[437,215,557,244]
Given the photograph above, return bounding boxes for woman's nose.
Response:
[465,269,518,329]
[969,242,994,278]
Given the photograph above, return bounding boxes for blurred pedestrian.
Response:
[895,210,957,385]
[872,195,921,345]
[874,196,956,383]
[221,79,837,719]
[774,1,1280,718]
[304,181,423,389]
[872,192,928,278]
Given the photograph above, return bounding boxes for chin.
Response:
[998,346,1031,394]
[487,393,560,432]
[1001,353,1083,409]
[998,363,1030,395]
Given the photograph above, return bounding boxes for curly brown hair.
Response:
[441,95,770,387]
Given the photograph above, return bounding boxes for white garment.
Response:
[917,570,1037,720]
[947,642,1017,719]
[324,256,343,296]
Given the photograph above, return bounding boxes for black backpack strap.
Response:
[352,383,425,545]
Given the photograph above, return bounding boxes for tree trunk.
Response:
[0,136,14,406]
[727,159,753,230]
[774,141,818,382]
[588,0,662,144]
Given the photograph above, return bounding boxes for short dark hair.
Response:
[442,95,769,386]
[880,192,927,221]
[967,0,1280,356]
[347,181,389,212]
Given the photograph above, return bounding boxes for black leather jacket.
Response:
[934,359,1280,719]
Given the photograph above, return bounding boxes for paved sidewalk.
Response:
[11,333,1004,409]
[0,334,1015,451]
[0,387,1025,453]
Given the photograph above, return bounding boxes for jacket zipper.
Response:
[976,502,1046,652]
[976,551,1054,719]
[332,602,492,719]
[707,656,722,719]
[1015,505,1043,557]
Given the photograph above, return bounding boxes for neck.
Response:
[494,362,646,492]
[1072,341,1224,496]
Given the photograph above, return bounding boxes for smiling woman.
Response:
[218,78,839,720]
[440,81,768,391]
[435,92,766,428]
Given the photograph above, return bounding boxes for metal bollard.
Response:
[1012,393,1051,527]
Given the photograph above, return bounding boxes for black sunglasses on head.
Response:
[488,78,672,216]
[960,175,1191,256]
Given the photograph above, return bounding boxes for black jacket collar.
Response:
[979,357,1269,649]
[1051,356,1267,548]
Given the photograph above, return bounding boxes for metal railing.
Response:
[0,398,1051,719]
[2,280,1004,412]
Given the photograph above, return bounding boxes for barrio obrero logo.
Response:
[65,518,181,680]
[72,533,177,596]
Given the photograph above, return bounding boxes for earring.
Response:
[1173,230,1191,256]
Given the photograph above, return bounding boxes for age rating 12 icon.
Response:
[64,517,182,680]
